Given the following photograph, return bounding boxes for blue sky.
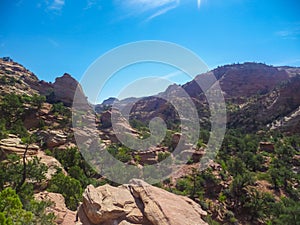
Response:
[1,0,300,102]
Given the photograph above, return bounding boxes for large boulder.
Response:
[78,179,207,225]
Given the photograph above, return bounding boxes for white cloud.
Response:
[118,0,180,21]
[151,70,187,84]
[48,0,65,11]
[120,0,206,22]
[84,0,100,10]
[161,70,184,79]
[126,0,178,11]
[276,24,300,40]
[145,3,179,22]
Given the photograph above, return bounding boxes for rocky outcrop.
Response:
[53,73,87,107]
[78,179,208,225]
[34,191,78,225]
[0,134,39,156]
[0,58,40,96]
[78,184,149,225]
[39,130,68,148]
[98,109,139,144]
[36,151,67,180]
[100,111,113,129]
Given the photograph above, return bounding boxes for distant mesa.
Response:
[102,97,119,105]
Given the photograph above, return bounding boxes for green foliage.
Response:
[116,146,132,162]
[268,141,296,190]
[0,187,34,225]
[130,119,148,131]
[227,157,247,176]
[174,168,220,200]
[270,198,300,224]
[203,215,220,225]
[0,154,47,191]
[243,187,275,220]
[229,172,255,200]
[0,75,18,85]
[10,120,29,137]
[26,157,48,183]
[218,192,227,203]
[158,152,171,162]
[107,144,132,163]
[21,94,46,110]
[48,171,83,210]
[50,147,100,184]
[0,186,55,225]
[51,102,71,117]
[0,118,8,139]
[161,130,174,149]
[50,102,72,127]
[25,199,56,225]
[0,93,24,126]
[0,93,46,137]
[0,151,55,224]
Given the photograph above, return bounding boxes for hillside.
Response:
[0,57,299,225]
[99,62,300,133]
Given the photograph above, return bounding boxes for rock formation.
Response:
[0,58,40,96]
[38,130,68,148]
[53,73,87,107]
[36,151,67,180]
[34,191,78,225]
[0,134,39,157]
[77,179,208,225]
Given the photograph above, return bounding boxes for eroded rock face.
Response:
[0,58,40,96]
[53,73,86,107]
[0,134,39,156]
[78,179,208,225]
[44,130,68,148]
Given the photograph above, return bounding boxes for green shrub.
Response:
[48,172,82,210]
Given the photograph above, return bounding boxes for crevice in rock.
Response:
[128,185,153,225]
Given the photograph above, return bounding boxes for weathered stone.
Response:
[37,151,67,180]
[100,111,112,128]
[53,73,86,107]
[38,130,68,148]
[79,179,208,225]
[80,184,149,225]
[130,179,207,225]
[34,191,77,225]
[0,136,39,156]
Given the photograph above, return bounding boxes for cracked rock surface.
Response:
[77,179,208,225]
